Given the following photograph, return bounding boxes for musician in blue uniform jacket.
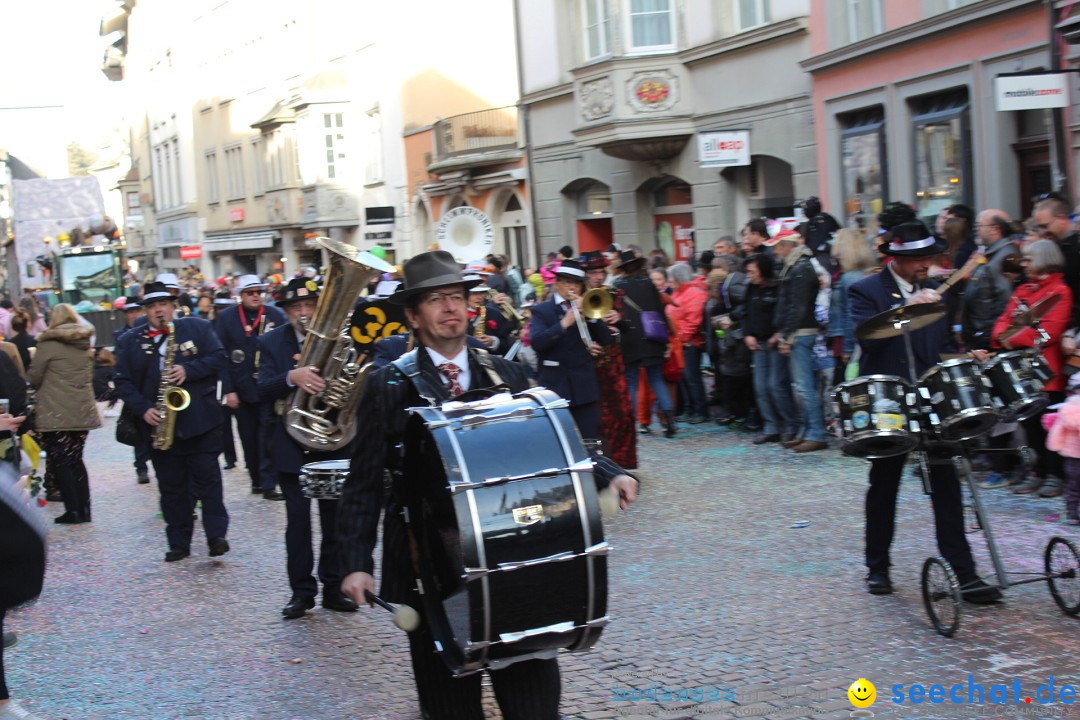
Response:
[258,278,358,619]
[113,293,151,484]
[215,275,285,499]
[528,258,612,440]
[466,280,519,355]
[338,251,638,720]
[850,221,999,602]
[112,282,231,563]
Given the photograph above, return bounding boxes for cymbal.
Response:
[855,303,947,340]
[999,294,1062,340]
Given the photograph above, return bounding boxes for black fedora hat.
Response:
[614,250,646,271]
[389,250,480,305]
[278,278,321,306]
[140,282,174,303]
[880,221,946,257]
[555,258,586,280]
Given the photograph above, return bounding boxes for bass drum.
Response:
[832,375,921,458]
[400,388,608,677]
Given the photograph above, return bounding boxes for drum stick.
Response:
[364,590,421,632]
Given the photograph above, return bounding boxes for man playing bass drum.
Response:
[849,221,1000,602]
[338,251,639,720]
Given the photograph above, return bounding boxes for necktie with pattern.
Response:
[437,361,463,397]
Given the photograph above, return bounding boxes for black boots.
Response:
[659,411,677,438]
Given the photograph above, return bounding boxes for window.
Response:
[735,0,770,31]
[579,183,612,216]
[323,112,347,180]
[251,137,266,196]
[163,146,173,210]
[205,150,219,205]
[582,0,611,60]
[365,107,383,185]
[847,0,882,43]
[912,89,971,222]
[171,140,181,208]
[840,107,887,229]
[224,145,245,200]
[625,0,674,54]
[126,191,140,214]
[153,146,164,212]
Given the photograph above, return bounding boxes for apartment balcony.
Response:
[571,59,694,161]
[428,107,522,173]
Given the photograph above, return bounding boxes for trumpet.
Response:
[565,289,593,351]
[487,289,524,323]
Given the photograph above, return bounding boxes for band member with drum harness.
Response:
[849,222,1000,602]
[215,274,285,498]
[528,258,612,441]
[338,251,638,720]
[258,278,359,619]
[113,281,231,563]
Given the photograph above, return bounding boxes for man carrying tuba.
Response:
[113,281,231,563]
[257,277,359,619]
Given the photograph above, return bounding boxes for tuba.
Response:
[284,237,393,450]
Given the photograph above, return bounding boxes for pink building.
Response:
[802,0,1060,228]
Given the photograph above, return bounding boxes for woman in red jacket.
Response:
[668,263,710,423]
[990,239,1073,498]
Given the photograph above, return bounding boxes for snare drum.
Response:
[400,388,607,676]
[917,358,998,441]
[983,350,1049,422]
[831,375,921,458]
[298,459,349,499]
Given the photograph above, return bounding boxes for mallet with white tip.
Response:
[364,590,421,632]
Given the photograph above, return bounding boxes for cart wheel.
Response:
[1044,536,1080,616]
[921,556,962,637]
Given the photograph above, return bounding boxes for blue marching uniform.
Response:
[113,317,231,554]
[114,316,151,481]
[529,296,611,439]
[258,323,352,601]
[215,303,285,492]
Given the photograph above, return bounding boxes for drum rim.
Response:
[299,459,351,471]
[836,374,914,389]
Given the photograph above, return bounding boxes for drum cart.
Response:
[841,300,1080,638]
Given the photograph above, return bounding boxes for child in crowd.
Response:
[1045,373,1080,525]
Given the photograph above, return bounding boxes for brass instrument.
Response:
[284,237,394,450]
[566,289,592,351]
[487,289,525,323]
[581,287,613,320]
[474,303,488,339]
[152,322,191,451]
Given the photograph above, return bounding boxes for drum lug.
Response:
[415,578,424,595]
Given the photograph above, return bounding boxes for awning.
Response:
[203,230,279,252]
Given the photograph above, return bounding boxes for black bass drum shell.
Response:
[400,388,607,676]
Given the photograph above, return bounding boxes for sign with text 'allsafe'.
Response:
[995,73,1070,111]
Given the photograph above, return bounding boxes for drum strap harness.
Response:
[391,348,506,407]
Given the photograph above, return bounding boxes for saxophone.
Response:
[474,304,487,339]
[152,322,191,451]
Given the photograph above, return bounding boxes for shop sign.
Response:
[179,245,202,260]
[698,131,751,167]
[995,73,1070,111]
[228,208,245,222]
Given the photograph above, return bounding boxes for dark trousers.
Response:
[151,449,229,551]
[681,344,707,417]
[39,431,90,517]
[570,401,600,441]
[222,408,237,466]
[408,615,560,720]
[866,454,977,581]
[235,402,275,491]
[278,473,341,597]
[133,438,150,475]
[0,608,7,701]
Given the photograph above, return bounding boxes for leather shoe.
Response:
[54,511,85,524]
[793,440,828,453]
[251,486,264,494]
[1039,476,1064,498]
[688,415,709,425]
[866,571,893,595]
[165,548,190,562]
[282,595,316,619]
[781,436,804,449]
[322,591,359,613]
[961,577,1003,604]
[136,471,150,484]
[208,537,230,557]
[224,462,237,470]
[752,433,781,445]
[263,490,285,501]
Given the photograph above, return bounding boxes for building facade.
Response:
[516,0,816,261]
[803,0,1055,229]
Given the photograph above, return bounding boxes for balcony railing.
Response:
[434,106,519,162]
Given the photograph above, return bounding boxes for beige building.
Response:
[516,0,816,261]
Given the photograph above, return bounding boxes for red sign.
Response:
[228,208,245,222]
[179,245,202,260]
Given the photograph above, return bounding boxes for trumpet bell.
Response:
[582,288,613,320]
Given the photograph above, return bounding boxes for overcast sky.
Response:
[0,0,120,177]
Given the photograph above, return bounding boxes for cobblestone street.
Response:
[6,417,1079,720]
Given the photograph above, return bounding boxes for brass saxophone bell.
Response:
[164,387,191,412]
